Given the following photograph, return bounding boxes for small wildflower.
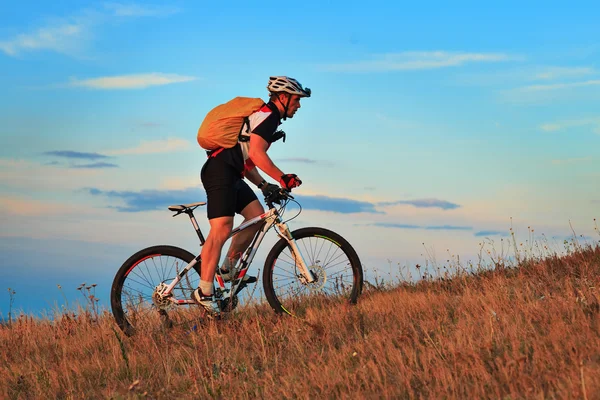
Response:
[128,380,140,391]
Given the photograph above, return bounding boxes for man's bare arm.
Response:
[244,167,265,187]
[248,134,284,182]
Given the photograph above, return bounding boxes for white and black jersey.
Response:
[213,101,282,174]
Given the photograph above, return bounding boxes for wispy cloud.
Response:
[372,222,472,231]
[67,73,197,90]
[426,225,471,231]
[372,223,420,229]
[87,187,383,214]
[533,66,596,80]
[296,195,382,214]
[321,51,513,73]
[88,187,205,212]
[540,117,600,134]
[105,138,192,155]
[42,151,118,168]
[72,162,119,169]
[518,79,600,92]
[0,3,178,57]
[475,230,509,237]
[103,3,181,17]
[277,157,334,167]
[377,198,460,210]
[279,158,317,164]
[0,22,88,56]
[43,150,110,160]
[43,140,191,167]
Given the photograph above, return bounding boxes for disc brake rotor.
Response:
[304,265,326,291]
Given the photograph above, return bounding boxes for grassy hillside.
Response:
[1,242,599,399]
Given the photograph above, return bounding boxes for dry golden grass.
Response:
[2,243,600,399]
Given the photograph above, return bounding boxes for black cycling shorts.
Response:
[200,157,258,219]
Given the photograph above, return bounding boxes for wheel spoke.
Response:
[112,247,201,335]
[265,231,361,316]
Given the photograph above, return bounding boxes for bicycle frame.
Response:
[157,204,314,305]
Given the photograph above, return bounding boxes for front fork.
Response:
[275,222,316,284]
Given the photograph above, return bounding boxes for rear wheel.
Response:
[262,227,363,316]
[111,245,202,336]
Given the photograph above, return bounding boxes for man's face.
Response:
[280,94,302,118]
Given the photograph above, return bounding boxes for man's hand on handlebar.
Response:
[279,173,302,190]
[264,187,293,206]
[261,182,282,204]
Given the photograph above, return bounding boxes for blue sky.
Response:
[1,1,599,316]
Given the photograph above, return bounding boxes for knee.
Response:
[209,224,232,245]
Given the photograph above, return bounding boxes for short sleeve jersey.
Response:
[212,101,281,174]
[248,101,281,142]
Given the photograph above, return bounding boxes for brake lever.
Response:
[282,189,294,200]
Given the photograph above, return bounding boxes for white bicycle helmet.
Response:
[267,76,311,97]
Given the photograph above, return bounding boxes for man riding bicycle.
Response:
[193,76,312,316]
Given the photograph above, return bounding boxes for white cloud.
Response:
[540,123,561,132]
[321,51,514,73]
[105,138,192,155]
[539,117,600,133]
[533,66,595,80]
[0,3,177,57]
[103,3,181,17]
[454,65,594,88]
[67,73,197,89]
[0,22,88,56]
[502,78,600,104]
[0,158,105,191]
[519,79,600,92]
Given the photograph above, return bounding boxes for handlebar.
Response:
[264,188,294,208]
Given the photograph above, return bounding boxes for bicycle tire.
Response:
[111,245,200,336]
[262,227,363,316]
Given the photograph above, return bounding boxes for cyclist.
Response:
[193,76,312,316]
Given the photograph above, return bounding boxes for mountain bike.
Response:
[110,189,363,336]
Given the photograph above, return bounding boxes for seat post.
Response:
[185,209,206,246]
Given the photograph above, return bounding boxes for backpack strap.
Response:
[206,148,225,158]
[238,117,251,143]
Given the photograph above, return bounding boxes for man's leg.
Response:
[200,216,234,289]
[221,199,264,269]
[193,215,233,316]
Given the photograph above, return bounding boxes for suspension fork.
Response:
[275,221,316,283]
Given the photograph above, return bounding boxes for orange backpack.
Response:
[197,97,265,150]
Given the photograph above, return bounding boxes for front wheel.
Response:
[263,227,363,316]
